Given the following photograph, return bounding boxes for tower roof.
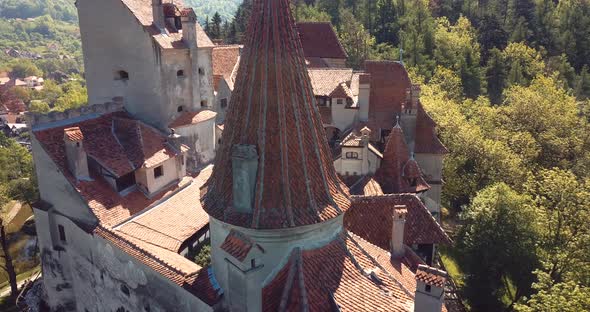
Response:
[375,124,410,194]
[201,0,351,229]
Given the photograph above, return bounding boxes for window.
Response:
[317,97,327,107]
[425,285,432,293]
[198,67,205,75]
[76,142,80,147]
[201,100,207,107]
[177,70,185,78]
[120,284,130,297]
[220,98,228,109]
[116,70,129,81]
[177,105,184,112]
[154,165,164,179]
[58,225,66,242]
[345,152,359,159]
[251,259,256,268]
[336,99,344,105]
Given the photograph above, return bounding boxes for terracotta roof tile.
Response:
[212,45,241,80]
[344,194,452,249]
[219,230,256,262]
[63,127,83,141]
[415,103,448,155]
[201,0,351,229]
[416,264,447,287]
[329,82,354,99]
[263,232,419,311]
[116,168,212,252]
[308,68,354,97]
[296,22,348,59]
[364,61,411,131]
[33,112,193,227]
[169,110,217,128]
[304,57,329,68]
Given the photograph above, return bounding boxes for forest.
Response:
[207,0,590,311]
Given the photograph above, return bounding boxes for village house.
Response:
[28,0,452,311]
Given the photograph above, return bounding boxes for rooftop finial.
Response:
[395,115,401,128]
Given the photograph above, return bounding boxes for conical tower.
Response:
[201,0,350,230]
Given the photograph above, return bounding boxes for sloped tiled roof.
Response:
[416,264,447,287]
[219,230,256,262]
[64,127,84,141]
[116,168,212,252]
[296,22,348,59]
[329,82,354,99]
[212,45,241,79]
[344,194,452,250]
[415,103,448,155]
[263,232,423,311]
[307,68,354,97]
[169,110,217,128]
[375,124,430,194]
[201,0,351,229]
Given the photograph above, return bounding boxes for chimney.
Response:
[232,144,259,213]
[152,0,165,32]
[181,8,198,49]
[63,127,90,181]
[358,74,371,122]
[391,205,408,258]
[414,264,447,312]
[360,126,371,144]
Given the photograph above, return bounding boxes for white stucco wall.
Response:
[77,0,168,129]
[331,99,358,131]
[174,119,216,166]
[135,156,184,195]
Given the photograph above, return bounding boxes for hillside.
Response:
[183,0,242,21]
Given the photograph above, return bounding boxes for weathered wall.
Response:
[39,212,213,312]
[175,119,216,167]
[196,48,215,109]
[214,79,233,123]
[209,216,344,312]
[31,135,95,223]
[160,49,194,126]
[323,58,347,68]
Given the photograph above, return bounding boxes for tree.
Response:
[338,8,375,69]
[502,42,545,87]
[9,60,42,78]
[210,12,222,39]
[485,48,507,104]
[575,65,590,100]
[0,216,18,301]
[374,0,399,44]
[294,2,332,22]
[398,0,436,77]
[458,183,538,310]
[516,271,590,312]
[478,15,509,61]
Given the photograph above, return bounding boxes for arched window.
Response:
[177,70,185,77]
[116,70,129,81]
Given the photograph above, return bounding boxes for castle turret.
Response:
[201,0,351,309]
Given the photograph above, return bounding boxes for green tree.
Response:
[338,8,375,69]
[502,42,545,87]
[516,271,590,312]
[485,48,508,104]
[575,65,590,100]
[374,0,399,44]
[458,183,538,310]
[9,59,42,78]
[398,0,436,77]
[210,12,222,39]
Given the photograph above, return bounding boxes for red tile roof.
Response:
[329,82,353,99]
[415,103,448,155]
[63,127,84,141]
[364,61,411,131]
[375,124,431,194]
[116,169,212,252]
[416,264,447,287]
[201,0,351,229]
[212,45,241,80]
[219,230,258,262]
[33,112,194,227]
[344,194,452,249]
[169,110,217,128]
[296,22,348,59]
[263,232,419,311]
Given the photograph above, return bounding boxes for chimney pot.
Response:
[63,127,90,181]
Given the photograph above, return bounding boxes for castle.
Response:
[28,0,452,311]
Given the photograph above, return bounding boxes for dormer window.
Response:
[345,152,359,159]
[116,70,129,81]
[201,100,207,107]
[177,70,185,78]
[154,165,164,179]
[336,99,344,105]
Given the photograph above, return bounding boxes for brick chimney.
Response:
[63,127,90,181]
[414,264,447,312]
[391,204,408,258]
[152,0,165,32]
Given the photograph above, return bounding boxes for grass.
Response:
[0,264,40,291]
[439,246,465,288]
[0,295,18,312]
